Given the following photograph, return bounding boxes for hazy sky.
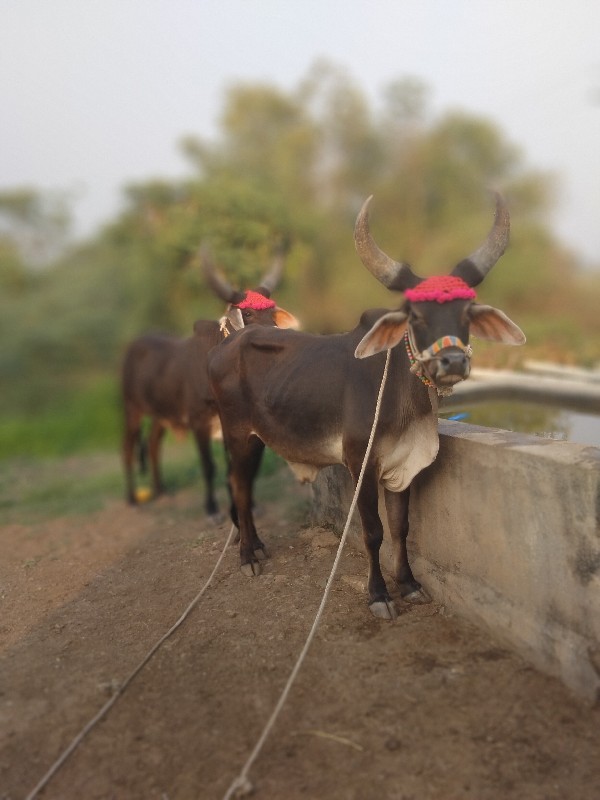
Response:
[2,0,599,265]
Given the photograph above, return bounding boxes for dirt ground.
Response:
[2,466,600,800]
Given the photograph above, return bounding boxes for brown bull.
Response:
[208,194,525,618]
[121,248,298,515]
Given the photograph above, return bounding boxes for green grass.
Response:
[0,427,291,526]
[0,439,205,525]
[0,377,121,460]
[0,375,303,524]
[0,457,122,522]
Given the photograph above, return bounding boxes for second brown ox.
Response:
[121,247,298,515]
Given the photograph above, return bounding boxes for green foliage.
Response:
[0,377,120,459]
[0,60,598,439]
[0,421,287,524]
[0,187,71,265]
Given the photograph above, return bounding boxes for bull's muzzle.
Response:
[425,347,471,386]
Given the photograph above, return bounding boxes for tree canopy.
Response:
[1,62,598,416]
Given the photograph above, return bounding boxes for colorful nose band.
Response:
[420,335,472,361]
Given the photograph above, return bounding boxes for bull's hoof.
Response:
[369,599,398,620]
[207,511,225,526]
[254,545,269,561]
[240,561,262,577]
[403,588,431,604]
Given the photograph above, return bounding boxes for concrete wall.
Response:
[311,420,600,703]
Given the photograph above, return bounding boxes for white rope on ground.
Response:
[223,348,392,800]
[25,522,239,800]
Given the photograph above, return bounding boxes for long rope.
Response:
[223,348,391,799]
[25,522,239,800]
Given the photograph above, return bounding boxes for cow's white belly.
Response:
[287,461,320,483]
[251,431,344,485]
[252,416,439,492]
[377,414,439,492]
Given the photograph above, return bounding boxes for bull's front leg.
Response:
[384,487,429,604]
[354,470,397,620]
[228,436,268,576]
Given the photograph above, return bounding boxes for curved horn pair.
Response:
[200,244,287,302]
[199,245,245,305]
[354,192,510,291]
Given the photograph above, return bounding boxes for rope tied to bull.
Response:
[26,347,392,800]
[24,522,239,800]
[222,347,392,800]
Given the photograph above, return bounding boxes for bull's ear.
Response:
[226,306,244,331]
[274,308,300,329]
[469,304,526,345]
[355,311,408,359]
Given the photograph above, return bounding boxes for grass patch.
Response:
[0,439,203,524]
[0,376,121,460]
[0,435,291,526]
[0,364,302,525]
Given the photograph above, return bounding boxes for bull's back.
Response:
[121,334,185,415]
[209,326,362,466]
[123,325,222,424]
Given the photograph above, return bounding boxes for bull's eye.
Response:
[242,310,253,321]
[409,312,426,330]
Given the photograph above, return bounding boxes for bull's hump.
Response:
[249,338,287,353]
[245,325,301,344]
[358,308,392,331]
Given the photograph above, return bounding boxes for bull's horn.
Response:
[354,196,421,292]
[200,244,245,305]
[255,242,287,297]
[452,192,510,287]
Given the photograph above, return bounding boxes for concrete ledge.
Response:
[310,420,600,703]
[447,368,600,413]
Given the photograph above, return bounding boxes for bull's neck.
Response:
[402,329,437,390]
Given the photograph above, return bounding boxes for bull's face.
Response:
[200,245,299,332]
[407,298,473,387]
[353,193,525,389]
[226,300,299,332]
[355,295,524,390]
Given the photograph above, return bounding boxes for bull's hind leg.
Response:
[148,419,166,498]
[354,471,397,620]
[193,425,221,520]
[384,487,429,604]
[123,406,142,505]
[228,435,268,576]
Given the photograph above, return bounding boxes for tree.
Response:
[0,188,71,266]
